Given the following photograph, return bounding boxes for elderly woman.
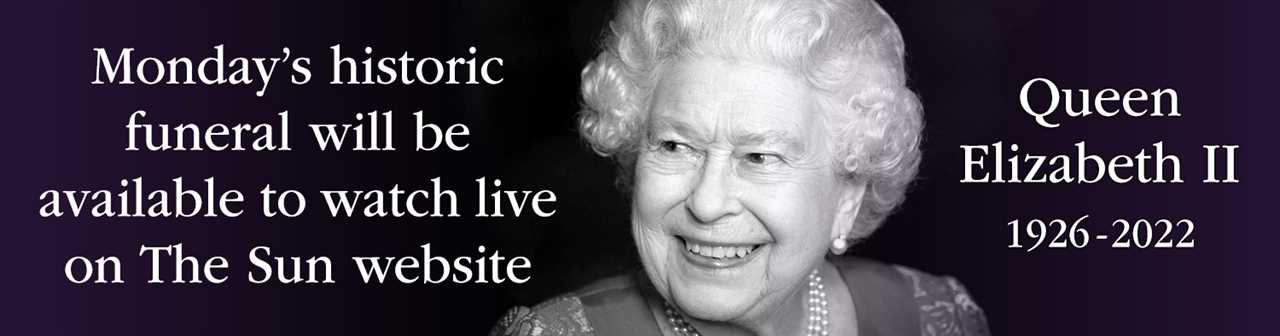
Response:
[493,0,988,335]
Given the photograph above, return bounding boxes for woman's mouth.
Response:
[678,236,765,269]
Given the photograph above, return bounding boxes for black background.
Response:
[6,0,1274,334]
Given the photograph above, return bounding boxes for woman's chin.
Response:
[667,267,768,322]
[671,284,759,321]
[650,237,775,321]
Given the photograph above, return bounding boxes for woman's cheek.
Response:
[635,166,695,213]
[752,184,827,247]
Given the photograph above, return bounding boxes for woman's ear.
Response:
[830,181,867,254]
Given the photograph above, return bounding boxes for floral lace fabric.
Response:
[491,266,989,336]
[896,266,991,336]
[490,296,594,336]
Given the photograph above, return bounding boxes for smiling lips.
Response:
[680,236,763,263]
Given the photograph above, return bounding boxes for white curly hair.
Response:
[577,0,922,237]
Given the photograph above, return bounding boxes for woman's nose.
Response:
[685,158,744,224]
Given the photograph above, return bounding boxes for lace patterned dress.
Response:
[491,257,989,336]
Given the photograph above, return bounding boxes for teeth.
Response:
[684,239,757,259]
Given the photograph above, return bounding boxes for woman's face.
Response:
[632,57,854,323]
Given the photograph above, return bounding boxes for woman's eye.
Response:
[744,153,782,165]
[649,140,701,168]
[659,140,691,154]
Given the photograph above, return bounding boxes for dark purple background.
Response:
[6,0,1275,334]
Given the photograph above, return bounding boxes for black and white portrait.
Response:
[492,0,990,335]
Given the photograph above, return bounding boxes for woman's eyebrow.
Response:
[650,117,713,144]
[732,129,807,154]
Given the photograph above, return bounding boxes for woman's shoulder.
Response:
[490,273,654,336]
[490,293,595,336]
[833,257,991,336]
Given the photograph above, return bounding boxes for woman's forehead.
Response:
[656,57,807,98]
[650,57,821,133]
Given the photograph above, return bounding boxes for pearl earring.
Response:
[831,234,849,254]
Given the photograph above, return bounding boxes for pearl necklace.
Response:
[662,269,829,336]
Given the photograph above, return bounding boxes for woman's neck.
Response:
[694,283,808,336]
[661,261,856,336]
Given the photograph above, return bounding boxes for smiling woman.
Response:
[491,0,989,335]
[632,58,848,328]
